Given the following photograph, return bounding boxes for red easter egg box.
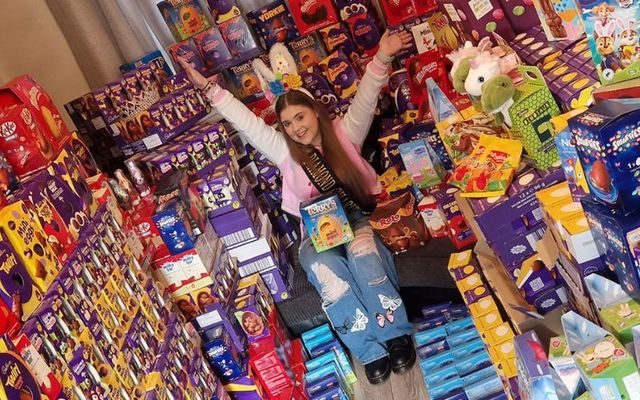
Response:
[289,0,339,35]
[379,0,416,26]
[404,50,450,105]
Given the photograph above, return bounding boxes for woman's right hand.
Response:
[177,57,211,90]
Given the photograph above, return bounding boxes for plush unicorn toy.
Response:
[251,43,308,102]
[451,49,517,126]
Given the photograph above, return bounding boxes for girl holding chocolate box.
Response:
[179,30,415,385]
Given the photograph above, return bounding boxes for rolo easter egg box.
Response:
[509,66,561,170]
[569,100,640,215]
[300,192,354,253]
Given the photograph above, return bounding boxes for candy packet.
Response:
[448,134,523,197]
[435,106,508,165]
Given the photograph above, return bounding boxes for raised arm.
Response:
[342,30,414,147]
[178,59,288,165]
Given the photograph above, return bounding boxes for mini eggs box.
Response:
[247,0,299,48]
[0,200,59,293]
[300,192,354,253]
[568,100,640,215]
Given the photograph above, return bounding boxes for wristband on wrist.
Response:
[375,51,394,65]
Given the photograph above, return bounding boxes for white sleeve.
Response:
[211,90,289,165]
[341,58,390,147]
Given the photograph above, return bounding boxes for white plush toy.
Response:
[252,43,306,102]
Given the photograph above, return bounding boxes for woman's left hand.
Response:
[378,30,414,58]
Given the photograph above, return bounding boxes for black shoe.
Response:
[387,335,416,375]
[364,356,391,385]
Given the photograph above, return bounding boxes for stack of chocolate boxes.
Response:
[446,251,519,397]
[535,181,606,323]
[195,273,308,399]
[461,168,569,314]
[510,26,600,112]
[414,300,508,400]
[90,62,210,156]
[301,324,358,399]
[0,142,222,398]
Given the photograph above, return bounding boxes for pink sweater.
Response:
[206,57,389,217]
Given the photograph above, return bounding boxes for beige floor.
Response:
[352,360,429,399]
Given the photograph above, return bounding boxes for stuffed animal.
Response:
[252,42,307,102]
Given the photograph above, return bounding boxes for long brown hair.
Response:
[275,90,374,209]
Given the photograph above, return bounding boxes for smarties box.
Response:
[569,100,640,215]
[300,192,354,253]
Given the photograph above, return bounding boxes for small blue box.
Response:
[152,200,196,255]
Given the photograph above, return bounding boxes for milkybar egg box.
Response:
[0,200,59,292]
[0,239,43,321]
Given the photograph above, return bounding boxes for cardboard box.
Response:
[562,311,640,399]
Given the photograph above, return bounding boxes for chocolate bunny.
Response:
[595,20,622,72]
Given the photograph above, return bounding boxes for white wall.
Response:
[0,0,91,128]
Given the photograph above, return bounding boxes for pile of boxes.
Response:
[301,324,358,399]
[460,167,569,314]
[194,273,308,399]
[414,299,508,400]
[447,251,519,397]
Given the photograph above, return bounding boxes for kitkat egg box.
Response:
[569,100,640,215]
[0,90,54,179]
[581,0,640,86]
[2,75,71,152]
[300,192,354,253]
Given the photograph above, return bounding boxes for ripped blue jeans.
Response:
[299,213,413,364]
